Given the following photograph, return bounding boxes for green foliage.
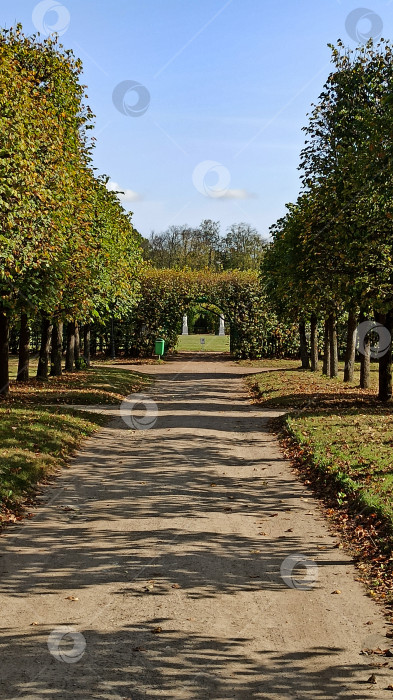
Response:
[125,268,269,359]
[0,26,144,393]
[299,38,393,314]
[262,39,393,397]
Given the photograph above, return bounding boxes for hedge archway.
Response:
[126,269,269,359]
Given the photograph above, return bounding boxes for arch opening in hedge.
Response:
[125,269,269,359]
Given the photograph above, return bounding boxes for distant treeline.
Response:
[142,220,267,271]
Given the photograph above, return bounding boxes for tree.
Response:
[0,26,94,390]
[292,39,393,396]
[0,27,144,389]
[220,223,266,270]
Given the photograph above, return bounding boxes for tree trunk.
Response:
[110,317,116,359]
[299,319,310,369]
[83,324,91,367]
[17,312,30,382]
[0,310,9,396]
[50,321,63,377]
[65,321,76,371]
[74,322,81,370]
[36,317,53,380]
[90,326,97,357]
[343,309,357,383]
[360,335,371,389]
[328,312,338,378]
[376,309,393,402]
[124,329,130,357]
[310,313,319,372]
[322,317,330,376]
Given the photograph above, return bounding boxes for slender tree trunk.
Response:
[83,324,91,367]
[310,313,318,371]
[360,334,371,389]
[65,321,76,371]
[37,317,53,380]
[344,309,357,383]
[376,309,393,402]
[322,317,330,376]
[17,313,30,382]
[50,321,63,377]
[79,324,84,356]
[110,317,116,360]
[90,325,97,357]
[328,312,338,378]
[0,309,9,396]
[299,319,310,369]
[74,322,81,370]
[124,328,129,357]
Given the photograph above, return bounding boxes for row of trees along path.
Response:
[262,39,393,402]
[0,26,143,396]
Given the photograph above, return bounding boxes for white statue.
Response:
[219,315,225,336]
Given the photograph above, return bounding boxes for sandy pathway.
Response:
[0,355,391,699]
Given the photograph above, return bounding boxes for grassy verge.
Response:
[0,361,151,524]
[246,362,393,607]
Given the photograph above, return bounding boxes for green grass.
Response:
[246,362,389,513]
[246,360,379,408]
[9,355,38,379]
[247,361,393,601]
[176,334,230,352]
[0,362,150,521]
[238,358,300,369]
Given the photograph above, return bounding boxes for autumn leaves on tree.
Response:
[0,27,143,395]
[262,39,393,402]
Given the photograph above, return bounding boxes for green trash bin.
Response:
[155,338,165,357]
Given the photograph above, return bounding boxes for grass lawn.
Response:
[0,359,150,523]
[246,361,393,604]
[176,334,230,352]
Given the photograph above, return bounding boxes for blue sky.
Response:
[3,1,393,238]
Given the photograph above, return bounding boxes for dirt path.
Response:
[0,356,391,699]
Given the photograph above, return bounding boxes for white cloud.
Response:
[107,181,143,203]
[219,189,257,200]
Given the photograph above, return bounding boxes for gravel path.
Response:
[0,355,391,699]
